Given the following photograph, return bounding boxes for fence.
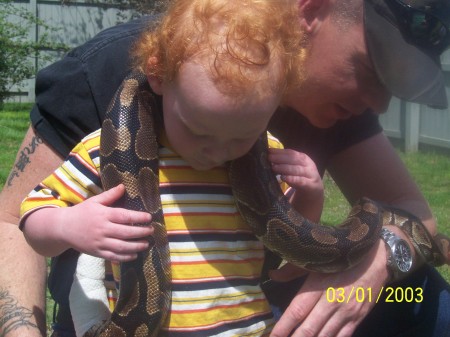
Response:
[379,52,450,152]
[6,0,450,153]
[7,0,132,102]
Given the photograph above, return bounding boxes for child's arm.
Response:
[268,148,324,223]
[22,184,153,262]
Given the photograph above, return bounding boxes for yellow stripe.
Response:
[171,290,264,305]
[171,260,262,280]
[165,214,246,231]
[168,300,271,328]
[160,166,229,184]
[82,131,101,148]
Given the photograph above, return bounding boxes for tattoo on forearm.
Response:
[7,135,43,187]
[0,288,40,336]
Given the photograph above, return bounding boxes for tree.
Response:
[0,0,67,107]
[61,0,167,16]
[117,0,167,14]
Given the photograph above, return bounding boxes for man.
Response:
[1,0,449,336]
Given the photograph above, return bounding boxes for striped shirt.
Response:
[21,129,283,336]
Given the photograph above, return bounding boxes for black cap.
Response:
[364,0,450,109]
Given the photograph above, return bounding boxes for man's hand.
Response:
[269,240,389,337]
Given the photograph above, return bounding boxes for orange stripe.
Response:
[24,196,57,202]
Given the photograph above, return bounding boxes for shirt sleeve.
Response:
[19,130,103,228]
[267,132,284,150]
[267,132,290,193]
[30,16,152,157]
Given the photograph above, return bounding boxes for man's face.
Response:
[284,11,392,128]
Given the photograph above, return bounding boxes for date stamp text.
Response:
[326,286,423,303]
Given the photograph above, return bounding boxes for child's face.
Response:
[151,62,280,170]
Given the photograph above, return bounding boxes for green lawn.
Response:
[1,103,449,330]
[322,168,450,282]
[320,141,450,282]
[0,103,32,186]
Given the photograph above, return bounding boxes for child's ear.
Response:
[147,74,163,95]
[146,56,163,95]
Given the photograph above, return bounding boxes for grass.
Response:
[1,102,449,328]
[320,150,450,283]
[0,103,32,186]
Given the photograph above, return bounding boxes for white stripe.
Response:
[163,205,237,214]
[160,158,190,167]
[91,155,100,167]
[53,169,90,199]
[63,161,102,195]
[171,288,266,310]
[161,194,233,202]
[172,285,263,300]
[169,240,263,262]
[170,240,262,251]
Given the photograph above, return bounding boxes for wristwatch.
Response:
[380,228,413,281]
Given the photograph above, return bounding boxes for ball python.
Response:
[80,71,449,336]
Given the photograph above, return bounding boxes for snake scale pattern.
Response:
[84,72,449,336]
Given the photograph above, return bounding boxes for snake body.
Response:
[229,136,384,273]
[85,72,449,336]
[95,74,170,337]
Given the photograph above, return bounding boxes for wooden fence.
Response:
[6,0,450,152]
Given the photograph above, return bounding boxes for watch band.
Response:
[380,228,413,282]
[380,228,397,248]
[383,208,446,266]
[380,228,396,281]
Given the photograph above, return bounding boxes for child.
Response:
[20,0,323,335]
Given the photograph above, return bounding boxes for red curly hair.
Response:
[132,0,306,99]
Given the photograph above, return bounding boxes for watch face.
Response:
[394,242,413,272]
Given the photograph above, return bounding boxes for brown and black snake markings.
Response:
[84,71,449,336]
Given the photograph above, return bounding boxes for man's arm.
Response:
[0,126,64,337]
[270,131,438,337]
[328,131,436,234]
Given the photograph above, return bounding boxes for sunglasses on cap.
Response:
[387,0,450,53]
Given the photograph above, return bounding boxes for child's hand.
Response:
[268,148,324,221]
[62,184,154,262]
[268,148,323,200]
